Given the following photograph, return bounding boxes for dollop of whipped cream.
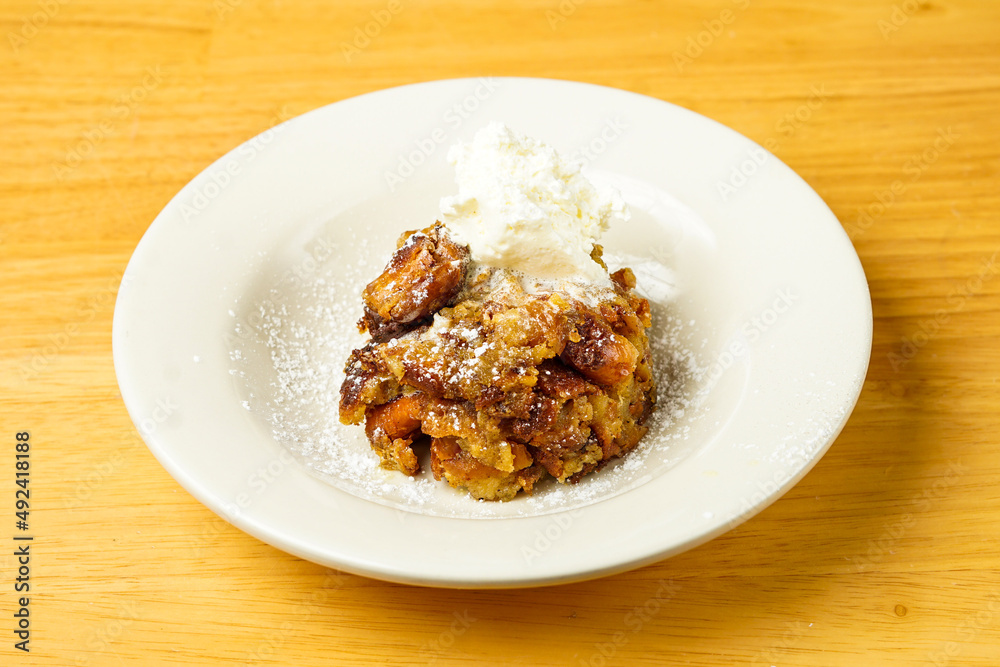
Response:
[439,122,629,285]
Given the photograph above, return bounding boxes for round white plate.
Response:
[113,78,871,588]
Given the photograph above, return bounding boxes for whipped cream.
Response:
[439,122,629,285]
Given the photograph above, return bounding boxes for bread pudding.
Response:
[338,123,656,500]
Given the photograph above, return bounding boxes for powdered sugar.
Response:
[230,228,707,519]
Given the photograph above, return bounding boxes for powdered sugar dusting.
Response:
[230,230,707,519]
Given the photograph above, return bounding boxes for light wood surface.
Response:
[3,0,1000,664]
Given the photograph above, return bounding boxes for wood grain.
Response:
[2,0,999,664]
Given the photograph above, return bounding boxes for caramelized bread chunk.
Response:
[561,311,639,387]
[359,223,468,341]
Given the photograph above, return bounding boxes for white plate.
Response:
[113,78,871,588]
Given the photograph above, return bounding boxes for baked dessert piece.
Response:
[339,223,656,501]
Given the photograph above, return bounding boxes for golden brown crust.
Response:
[339,343,399,425]
[535,360,599,399]
[560,311,639,387]
[365,394,424,441]
[359,224,469,341]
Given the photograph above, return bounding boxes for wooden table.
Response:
[3,0,999,664]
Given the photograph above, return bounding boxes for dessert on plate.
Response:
[339,123,656,500]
